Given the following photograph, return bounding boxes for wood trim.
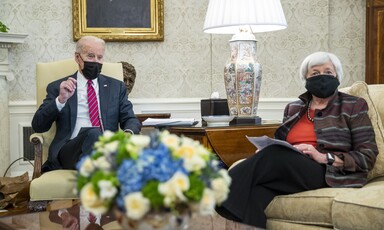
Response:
[366,0,384,84]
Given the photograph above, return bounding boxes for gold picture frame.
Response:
[72,0,164,42]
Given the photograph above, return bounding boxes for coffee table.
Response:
[0,200,257,229]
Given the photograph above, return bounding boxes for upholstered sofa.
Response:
[265,82,384,229]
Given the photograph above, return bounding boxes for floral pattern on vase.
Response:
[224,39,262,117]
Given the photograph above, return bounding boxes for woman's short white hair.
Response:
[299,51,343,83]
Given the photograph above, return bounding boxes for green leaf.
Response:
[0,21,10,33]
[142,180,164,208]
[185,174,204,201]
[89,171,118,195]
[77,175,88,191]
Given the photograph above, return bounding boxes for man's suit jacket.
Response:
[32,72,141,171]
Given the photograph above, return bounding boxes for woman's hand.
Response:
[293,144,327,164]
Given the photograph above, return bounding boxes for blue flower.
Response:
[140,144,187,182]
[76,155,87,171]
[118,159,145,194]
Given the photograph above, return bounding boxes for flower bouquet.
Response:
[76,130,231,228]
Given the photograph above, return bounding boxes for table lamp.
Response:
[203,0,287,125]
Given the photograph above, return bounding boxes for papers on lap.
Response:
[246,135,301,153]
[142,118,198,127]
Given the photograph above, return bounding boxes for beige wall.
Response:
[1,0,365,101]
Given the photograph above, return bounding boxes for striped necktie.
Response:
[87,80,101,128]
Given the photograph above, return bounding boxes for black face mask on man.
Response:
[78,55,103,80]
[305,74,340,98]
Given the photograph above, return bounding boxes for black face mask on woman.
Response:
[305,74,340,98]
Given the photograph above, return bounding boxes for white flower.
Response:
[80,183,108,215]
[79,158,95,177]
[130,135,151,148]
[125,135,151,158]
[103,141,119,155]
[172,171,190,192]
[211,177,230,204]
[103,130,115,140]
[160,131,180,150]
[124,192,151,220]
[196,145,211,159]
[218,169,232,185]
[98,180,117,199]
[174,143,207,172]
[158,171,190,206]
[94,156,112,171]
[163,196,173,207]
[199,188,216,215]
[184,155,206,172]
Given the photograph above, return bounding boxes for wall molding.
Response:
[8,97,295,176]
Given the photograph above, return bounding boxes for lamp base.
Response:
[230,116,262,125]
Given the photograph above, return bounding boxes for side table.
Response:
[168,124,280,167]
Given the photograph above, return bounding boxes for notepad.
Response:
[142,118,198,127]
[246,135,301,153]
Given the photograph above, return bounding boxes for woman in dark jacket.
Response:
[216,51,378,228]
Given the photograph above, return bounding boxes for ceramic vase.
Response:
[224,37,262,117]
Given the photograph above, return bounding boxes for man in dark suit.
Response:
[32,35,141,172]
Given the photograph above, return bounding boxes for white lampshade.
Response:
[203,0,287,34]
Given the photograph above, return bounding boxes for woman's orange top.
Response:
[286,108,317,147]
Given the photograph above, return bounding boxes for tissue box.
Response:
[201,99,230,118]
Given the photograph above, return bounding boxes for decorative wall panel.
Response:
[0,0,365,101]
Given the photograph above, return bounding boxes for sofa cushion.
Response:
[265,187,355,227]
[367,84,384,128]
[332,178,384,229]
[339,81,384,180]
[267,219,330,229]
[30,170,78,201]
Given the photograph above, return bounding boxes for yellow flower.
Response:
[160,131,180,150]
[175,144,206,172]
[124,192,151,220]
[174,144,195,158]
[80,183,108,215]
[172,171,190,191]
[79,158,95,177]
[199,188,216,215]
[158,171,190,206]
